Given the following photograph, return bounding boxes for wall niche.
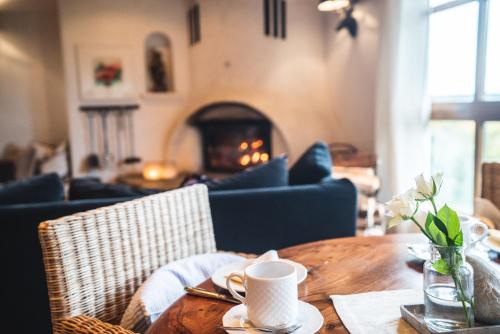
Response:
[145,32,174,93]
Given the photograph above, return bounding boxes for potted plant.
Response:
[387,173,474,331]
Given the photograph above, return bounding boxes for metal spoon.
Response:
[218,323,302,333]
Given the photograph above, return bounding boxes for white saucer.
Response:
[406,243,431,261]
[212,259,307,293]
[222,300,323,334]
[482,236,500,254]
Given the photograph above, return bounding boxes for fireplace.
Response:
[188,102,272,172]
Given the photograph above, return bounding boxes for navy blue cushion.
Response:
[207,156,288,191]
[0,173,64,204]
[289,141,332,185]
[69,178,160,200]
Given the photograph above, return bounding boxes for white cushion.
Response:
[120,253,245,333]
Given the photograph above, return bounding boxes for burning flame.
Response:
[251,152,261,163]
[239,142,249,151]
[251,139,264,149]
[238,139,269,167]
[240,154,251,166]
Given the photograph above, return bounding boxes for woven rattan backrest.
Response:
[39,184,216,332]
[482,163,500,209]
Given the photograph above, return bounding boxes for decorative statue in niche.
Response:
[148,48,168,92]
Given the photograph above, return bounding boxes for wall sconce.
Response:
[318,0,358,38]
[143,161,178,181]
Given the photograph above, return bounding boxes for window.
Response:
[484,0,500,99]
[428,2,478,101]
[430,121,475,212]
[428,0,500,213]
[430,0,457,7]
[483,121,500,162]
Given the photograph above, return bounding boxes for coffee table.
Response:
[146,234,425,334]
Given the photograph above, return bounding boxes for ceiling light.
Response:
[318,0,350,12]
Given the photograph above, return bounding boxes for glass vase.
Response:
[424,245,474,332]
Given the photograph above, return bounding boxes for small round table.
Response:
[146,234,425,334]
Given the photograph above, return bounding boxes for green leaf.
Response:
[454,232,464,246]
[427,219,447,246]
[432,215,449,238]
[438,204,461,240]
[425,213,433,235]
[425,213,438,244]
[432,259,450,275]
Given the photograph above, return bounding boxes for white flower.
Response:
[386,188,418,228]
[415,172,443,200]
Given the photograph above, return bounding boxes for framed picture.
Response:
[77,45,136,102]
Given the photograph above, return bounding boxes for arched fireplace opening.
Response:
[188,102,272,172]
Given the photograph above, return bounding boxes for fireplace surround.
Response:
[188,102,272,172]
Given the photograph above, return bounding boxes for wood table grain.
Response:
[147,234,425,334]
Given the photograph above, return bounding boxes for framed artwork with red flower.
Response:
[77,45,136,102]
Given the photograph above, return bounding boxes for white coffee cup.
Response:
[460,215,488,250]
[226,261,298,328]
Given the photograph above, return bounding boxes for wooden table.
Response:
[147,234,425,334]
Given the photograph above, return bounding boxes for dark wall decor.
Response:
[336,6,357,38]
[188,4,201,45]
[263,0,287,39]
[145,32,174,93]
[318,0,359,38]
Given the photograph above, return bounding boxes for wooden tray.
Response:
[401,305,500,334]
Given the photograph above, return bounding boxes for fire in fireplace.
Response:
[188,102,272,172]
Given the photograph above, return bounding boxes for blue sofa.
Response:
[210,179,357,253]
[0,178,356,333]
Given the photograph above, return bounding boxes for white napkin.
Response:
[331,289,423,334]
[243,250,279,268]
[228,250,279,283]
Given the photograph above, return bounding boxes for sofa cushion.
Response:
[0,173,64,205]
[69,178,160,200]
[289,141,332,185]
[120,253,245,333]
[207,155,288,191]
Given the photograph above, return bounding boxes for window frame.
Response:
[430,0,500,197]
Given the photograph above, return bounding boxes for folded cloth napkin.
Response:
[228,250,279,283]
[331,289,423,334]
[120,253,245,332]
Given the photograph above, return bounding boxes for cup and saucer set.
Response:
[210,251,324,333]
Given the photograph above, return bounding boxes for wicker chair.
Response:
[482,162,500,210]
[39,184,216,334]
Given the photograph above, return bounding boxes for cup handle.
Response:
[467,221,489,249]
[226,272,246,304]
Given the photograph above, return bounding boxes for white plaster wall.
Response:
[58,0,190,175]
[323,0,384,153]
[166,0,341,171]
[58,0,385,174]
[0,0,67,149]
[58,0,342,174]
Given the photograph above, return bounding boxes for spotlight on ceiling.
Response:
[317,0,350,12]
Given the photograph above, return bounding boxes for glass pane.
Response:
[484,0,500,100]
[430,0,456,8]
[483,121,500,162]
[428,2,479,101]
[430,120,475,213]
